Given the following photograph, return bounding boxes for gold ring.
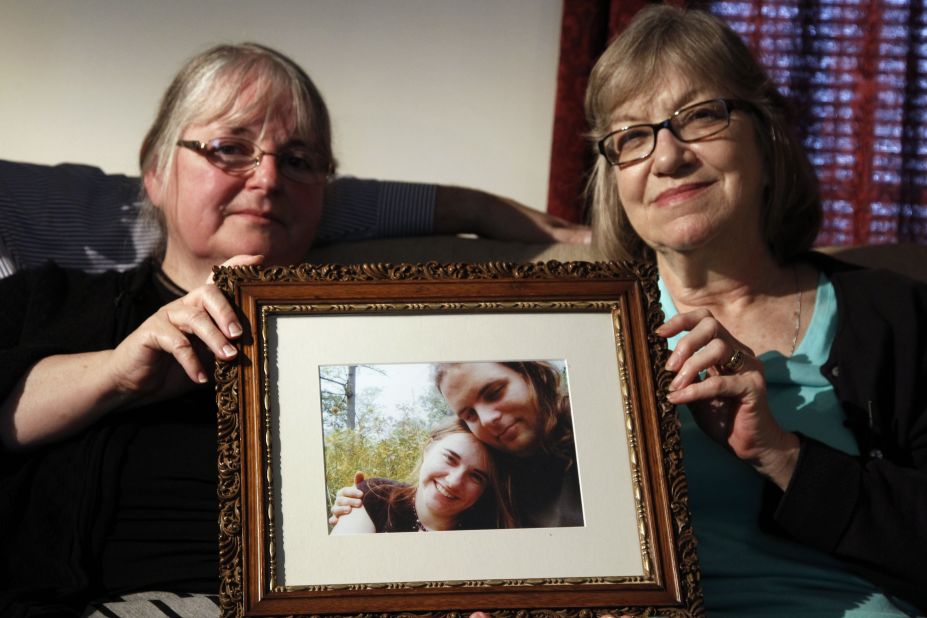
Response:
[719,348,745,374]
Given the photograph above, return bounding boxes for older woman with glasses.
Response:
[585,5,926,616]
[0,42,586,614]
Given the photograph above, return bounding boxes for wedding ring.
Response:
[719,348,745,374]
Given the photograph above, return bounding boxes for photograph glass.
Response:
[272,312,636,588]
[321,360,584,536]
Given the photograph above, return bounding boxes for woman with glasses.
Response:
[584,5,926,615]
[0,43,585,614]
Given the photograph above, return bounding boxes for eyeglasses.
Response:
[597,99,740,169]
[177,137,331,183]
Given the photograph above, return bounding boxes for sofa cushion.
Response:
[307,237,927,283]
[306,235,606,264]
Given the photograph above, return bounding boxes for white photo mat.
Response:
[268,310,643,587]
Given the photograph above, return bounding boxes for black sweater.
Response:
[767,252,927,611]
[0,261,217,615]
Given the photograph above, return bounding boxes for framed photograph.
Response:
[213,261,702,617]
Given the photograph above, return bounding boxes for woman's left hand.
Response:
[657,309,800,490]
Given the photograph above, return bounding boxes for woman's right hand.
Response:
[328,471,365,525]
[1,255,261,449]
[107,254,262,404]
[109,288,238,402]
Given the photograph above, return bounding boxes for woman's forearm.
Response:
[0,350,126,450]
[434,186,591,244]
[330,504,376,534]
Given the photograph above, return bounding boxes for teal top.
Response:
[659,274,915,616]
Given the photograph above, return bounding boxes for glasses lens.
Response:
[614,126,656,166]
[198,138,328,183]
[203,138,257,170]
[277,148,328,183]
[674,100,730,142]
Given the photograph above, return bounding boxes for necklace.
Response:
[410,500,462,532]
[789,265,803,356]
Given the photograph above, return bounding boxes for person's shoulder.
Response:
[805,252,927,352]
[1,261,156,319]
[26,260,151,289]
[1,262,105,296]
[806,250,927,303]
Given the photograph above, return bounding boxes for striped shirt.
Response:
[0,159,435,278]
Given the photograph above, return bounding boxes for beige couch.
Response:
[307,236,927,283]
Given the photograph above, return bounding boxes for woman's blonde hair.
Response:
[138,42,335,256]
[585,5,821,263]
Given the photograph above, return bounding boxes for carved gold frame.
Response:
[213,261,703,618]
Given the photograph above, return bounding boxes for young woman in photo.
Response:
[331,417,515,533]
[333,361,582,529]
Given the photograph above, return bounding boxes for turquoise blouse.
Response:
[658,274,916,616]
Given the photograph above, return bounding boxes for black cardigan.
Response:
[0,261,218,615]
[767,252,927,612]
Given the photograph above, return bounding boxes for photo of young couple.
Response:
[321,360,584,534]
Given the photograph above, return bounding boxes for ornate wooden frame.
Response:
[213,260,702,618]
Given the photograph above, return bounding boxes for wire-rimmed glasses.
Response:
[597,99,740,169]
[177,137,331,183]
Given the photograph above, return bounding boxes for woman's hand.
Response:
[106,254,262,404]
[657,310,800,490]
[1,255,262,449]
[328,471,365,525]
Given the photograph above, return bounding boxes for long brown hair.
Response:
[373,416,517,530]
[434,361,574,460]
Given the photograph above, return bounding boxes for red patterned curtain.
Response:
[547,0,927,246]
[546,0,651,223]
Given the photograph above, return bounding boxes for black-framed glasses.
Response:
[597,99,740,169]
[177,137,330,184]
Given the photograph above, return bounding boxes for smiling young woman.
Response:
[330,417,514,534]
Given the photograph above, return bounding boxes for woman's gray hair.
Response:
[138,42,335,257]
[585,5,821,264]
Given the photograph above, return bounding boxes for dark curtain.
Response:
[546,0,651,223]
[547,0,927,247]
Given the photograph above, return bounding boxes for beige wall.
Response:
[0,0,562,210]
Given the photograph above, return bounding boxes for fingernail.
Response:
[222,344,237,358]
[669,373,683,390]
[666,390,679,403]
[665,353,679,371]
[197,372,208,384]
[229,323,243,337]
